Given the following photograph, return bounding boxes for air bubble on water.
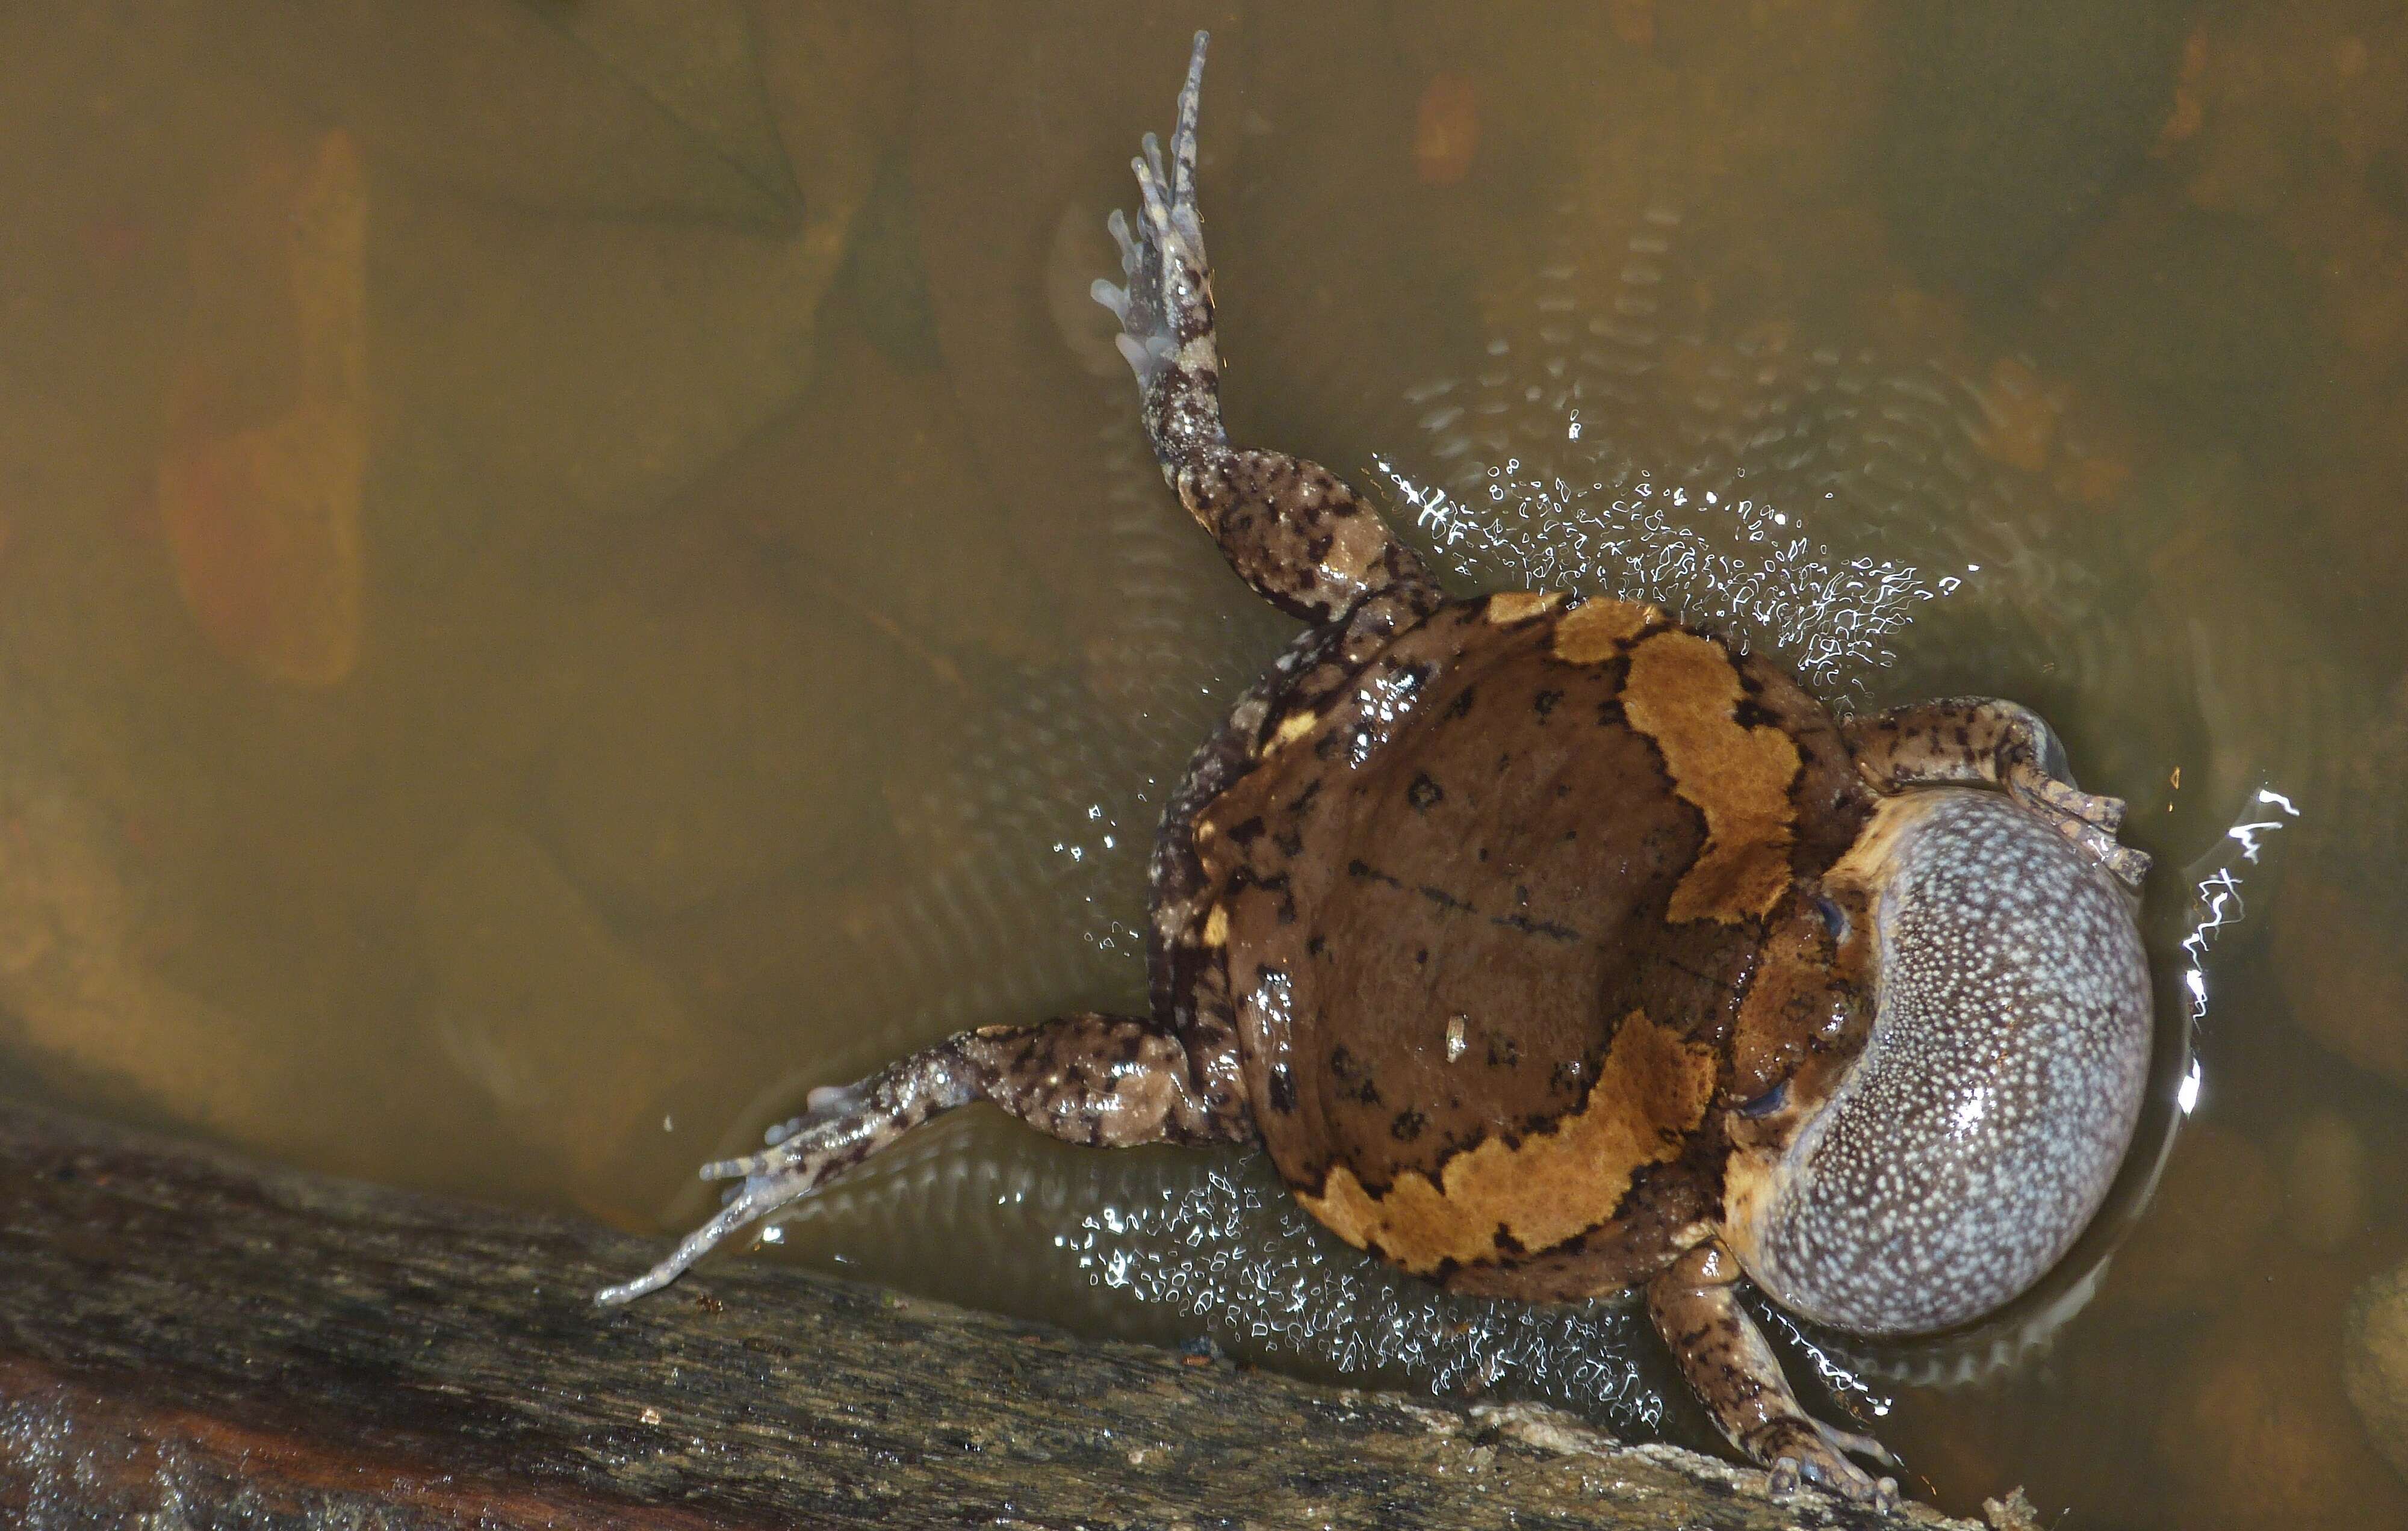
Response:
[1383,441,1931,696]
[1053,1157,1660,1430]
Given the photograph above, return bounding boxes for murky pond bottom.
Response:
[4,4,2407,1526]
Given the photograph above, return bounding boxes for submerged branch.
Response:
[0,1101,1973,1529]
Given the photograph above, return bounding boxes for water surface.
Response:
[2,4,2404,1525]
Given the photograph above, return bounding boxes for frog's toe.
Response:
[2006,764,2149,891]
[593,1163,805,1307]
[1778,1450,1899,1512]
[1817,1424,1898,1467]
[2050,814,2151,892]
[1089,276,1176,390]
[2014,767,2127,831]
[2099,840,2152,891]
[1096,32,1217,406]
[1755,1420,1899,1511]
[757,1081,866,1150]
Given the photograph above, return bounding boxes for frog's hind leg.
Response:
[1093,31,1441,626]
[1846,697,2150,890]
[597,1013,1249,1306]
[1648,1242,1901,1509]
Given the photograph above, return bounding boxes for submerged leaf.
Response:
[160,129,368,687]
[220,0,798,226]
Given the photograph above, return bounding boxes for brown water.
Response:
[4,3,2405,1525]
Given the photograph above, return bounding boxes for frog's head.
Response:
[1719,788,2153,1336]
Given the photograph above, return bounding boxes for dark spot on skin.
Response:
[1597,699,1629,729]
[1444,687,1477,720]
[1418,883,1472,913]
[1534,688,1563,719]
[1306,935,1327,957]
[1550,1060,1584,1094]
[1492,1224,1528,1258]
[1274,829,1303,857]
[1487,1035,1521,1068]
[1406,773,1445,811]
[1226,816,1265,844]
[1733,699,1778,731]
[1391,1110,1426,1142]
[1348,859,1405,891]
[1414,947,1429,966]
[1267,1064,1297,1114]
[1355,1078,1383,1107]
[1492,912,1580,942]
[1515,884,1531,906]
[1327,1045,1358,1080]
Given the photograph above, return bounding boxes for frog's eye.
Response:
[1735,1079,1790,1118]
[1813,892,1851,944]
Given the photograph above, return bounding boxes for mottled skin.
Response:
[600,35,2156,1512]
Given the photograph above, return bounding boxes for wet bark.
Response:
[0,1101,1975,1530]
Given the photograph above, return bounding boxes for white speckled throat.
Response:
[1737,789,2153,1337]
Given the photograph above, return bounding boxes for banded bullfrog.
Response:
[600,34,2154,1509]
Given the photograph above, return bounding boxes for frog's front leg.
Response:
[1093,32,1441,627]
[1648,1241,1900,1509]
[596,1013,1248,1306]
[1845,697,2149,889]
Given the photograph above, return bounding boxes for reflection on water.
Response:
[4,3,2408,1525]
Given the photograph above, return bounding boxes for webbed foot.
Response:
[595,1057,969,1307]
[1083,32,1441,625]
[1754,1418,1901,1511]
[2004,761,2151,891]
[1092,31,1226,463]
[1846,698,2150,894]
[1648,1242,1906,1515]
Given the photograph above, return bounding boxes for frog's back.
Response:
[1193,592,1865,1296]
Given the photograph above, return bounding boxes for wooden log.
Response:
[0,1102,1978,1529]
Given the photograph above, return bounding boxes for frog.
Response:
[598,33,2155,1509]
